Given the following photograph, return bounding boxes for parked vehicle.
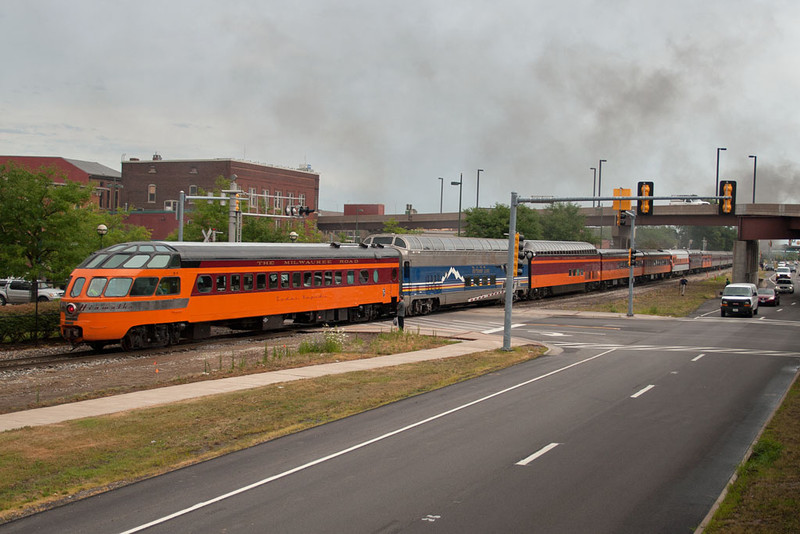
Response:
[720,283,759,317]
[757,287,780,306]
[0,279,65,305]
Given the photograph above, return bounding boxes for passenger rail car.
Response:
[61,242,401,351]
[363,234,519,315]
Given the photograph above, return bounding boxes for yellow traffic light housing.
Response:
[719,181,736,214]
[637,181,653,215]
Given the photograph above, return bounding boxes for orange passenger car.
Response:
[61,242,401,351]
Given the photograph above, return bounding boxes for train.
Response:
[59,236,733,351]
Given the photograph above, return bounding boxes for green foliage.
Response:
[635,226,680,249]
[677,225,736,250]
[382,218,419,234]
[464,203,542,239]
[465,202,596,243]
[0,306,61,343]
[0,162,150,284]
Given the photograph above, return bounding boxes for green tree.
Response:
[382,218,419,234]
[634,226,680,249]
[540,203,596,242]
[464,204,542,240]
[0,162,150,286]
[677,226,736,250]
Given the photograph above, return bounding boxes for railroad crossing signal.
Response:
[719,181,736,215]
[637,181,654,215]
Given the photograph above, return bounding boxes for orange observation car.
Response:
[61,241,401,351]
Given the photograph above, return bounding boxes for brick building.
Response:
[0,155,121,210]
[121,156,320,239]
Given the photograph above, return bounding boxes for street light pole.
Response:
[749,155,757,203]
[716,147,727,197]
[598,159,606,201]
[476,168,484,209]
[451,173,463,236]
[590,167,597,207]
[438,177,444,214]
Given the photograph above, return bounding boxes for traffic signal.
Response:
[299,206,316,216]
[628,248,638,266]
[617,211,628,226]
[637,181,653,215]
[285,205,298,216]
[234,194,241,213]
[719,181,736,215]
[516,234,525,276]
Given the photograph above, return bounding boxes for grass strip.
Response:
[703,374,800,533]
[0,345,543,522]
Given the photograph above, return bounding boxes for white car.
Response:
[669,195,710,205]
[0,279,64,305]
[776,278,794,294]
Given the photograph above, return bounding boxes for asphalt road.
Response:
[3,280,799,533]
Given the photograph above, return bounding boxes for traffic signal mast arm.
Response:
[517,195,730,203]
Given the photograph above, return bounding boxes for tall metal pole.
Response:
[598,159,606,202]
[590,167,597,207]
[438,177,444,213]
[716,147,726,198]
[178,190,185,241]
[749,155,757,203]
[476,169,484,209]
[451,174,463,236]
[503,191,518,351]
[627,211,636,317]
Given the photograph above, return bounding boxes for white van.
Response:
[720,283,759,317]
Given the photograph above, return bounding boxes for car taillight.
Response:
[65,303,77,314]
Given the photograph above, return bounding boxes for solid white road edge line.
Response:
[119,348,618,534]
[516,443,560,466]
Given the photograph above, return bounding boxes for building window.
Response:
[275,190,282,211]
[164,200,178,212]
[148,166,156,174]
[299,193,306,206]
[263,189,269,212]
[189,185,198,195]
[148,184,156,203]
[249,187,256,212]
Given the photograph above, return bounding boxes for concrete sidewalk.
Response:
[0,331,533,433]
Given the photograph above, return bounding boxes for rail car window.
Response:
[70,277,86,297]
[231,275,241,291]
[314,272,323,286]
[268,273,278,289]
[391,268,398,282]
[324,271,332,286]
[122,255,150,268]
[373,270,379,283]
[196,276,213,294]
[156,277,180,296]
[394,237,407,248]
[147,254,172,268]
[104,277,133,297]
[293,273,302,288]
[86,277,107,297]
[281,273,290,289]
[403,262,410,280]
[335,271,342,285]
[256,274,265,290]
[102,254,129,269]
[303,272,312,287]
[216,275,226,292]
[359,270,369,284]
[464,276,473,287]
[243,274,253,291]
[85,254,109,268]
[347,270,355,284]
[131,277,159,296]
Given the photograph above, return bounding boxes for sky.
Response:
[2,0,800,214]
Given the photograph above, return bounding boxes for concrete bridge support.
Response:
[732,240,760,285]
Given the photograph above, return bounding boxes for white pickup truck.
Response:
[0,279,64,305]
